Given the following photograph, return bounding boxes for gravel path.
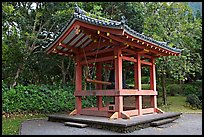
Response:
[20,113,202,135]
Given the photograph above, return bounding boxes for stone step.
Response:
[64,122,88,128]
[150,117,178,127]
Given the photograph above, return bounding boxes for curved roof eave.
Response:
[45,7,182,54]
[123,25,182,53]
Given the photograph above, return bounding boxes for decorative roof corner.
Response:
[74,3,85,15]
[120,15,127,25]
[45,4,182,55]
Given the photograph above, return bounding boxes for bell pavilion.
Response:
[46,5,181,119]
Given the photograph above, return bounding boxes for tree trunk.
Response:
[12,63,24,88]
[61,59,67,86]
[161,71,167,105]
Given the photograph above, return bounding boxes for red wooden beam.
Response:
[47,21,78,54]
[142,108,154,114]
[80,56,114,65]
[121,56,137,63]
[140,60,152,66]
[120,89,157,95]
[79,47,114,58]
[96,62,103,110]
[136,96,142,115]
[122,110,138,117]
[75,20,124,35]
[124,32,177,56]
[75,55,82,114]
[70,33,87,48]
[77,36,91,48]
[59,43,78,53]
[80,108,109,117]
[150,58,156,91]
[53,49,74,56]
[64,31,81,46]
[74,90,119,96]
[134,53,141,90]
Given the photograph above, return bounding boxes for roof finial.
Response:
[74,2,85,15]
[120,15,127,25]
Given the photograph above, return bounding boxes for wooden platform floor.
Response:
[47,112,182,133]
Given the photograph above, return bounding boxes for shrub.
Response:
[166,84,182,96]
[141,76,150,84]
[183,84,198,96]
[2,84,75,114]
[186,94,201,109]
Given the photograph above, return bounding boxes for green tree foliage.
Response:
[142,2,202,104]
[2,2,202,104]
[2,2,76,87]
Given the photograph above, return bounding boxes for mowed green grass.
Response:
[2,114,46,135]
[158,95,202,113]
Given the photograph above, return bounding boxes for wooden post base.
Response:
[155,108,164,113]
[69,109,77,116]
[121,112,130,119]
[109,112,119,120]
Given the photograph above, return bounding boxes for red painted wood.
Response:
[120,90,157,95]
[140,60,152,66]
[47,21,78,54]
[124,32,178,56]
[113,47,123,118]
[142,108,154,114]
[77,36,91,48]
[98,32,122,45]
[70,33,87,48]
[74,90,119,96]
[53,49,74,56]
[96,62,103,110]
[75,55,82,114]
[114,47,123,90]
[136,96,142,115]
[65,31,81,46]
[80,108,109,117]
[79,48,114,58]
[75,20,124,35]
[150,95,157,109]
[59,43,78,53]
[150,58,156,91]
[75,55,82,91]
[134,54,141,90]
[115,96,123,118]
[76,97,82,113]
[80,56,114,65]
[122,56,137,63]
[122,110,138,117]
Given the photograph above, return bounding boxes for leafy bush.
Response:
[142,84,150,90]
[2,84,75,114]
[183,84,198,96]
[141,76,150,84]
[166,84,183,96]
[186,94,201,109]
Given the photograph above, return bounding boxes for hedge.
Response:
[2,84,76,114]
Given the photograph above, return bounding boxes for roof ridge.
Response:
[74,3,121,24]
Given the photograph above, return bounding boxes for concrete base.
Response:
[47,112,182,133]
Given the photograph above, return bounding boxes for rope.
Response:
[82,36,102,91]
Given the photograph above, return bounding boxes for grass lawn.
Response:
[158,95,202,113]
[2,96,202,135]
[2,114,47,135]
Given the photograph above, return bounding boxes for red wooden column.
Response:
[75,55,82,114]
[114,47,123,118]
[150,57,157,111]
[134,53,142,115]
[96,62,103,110]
